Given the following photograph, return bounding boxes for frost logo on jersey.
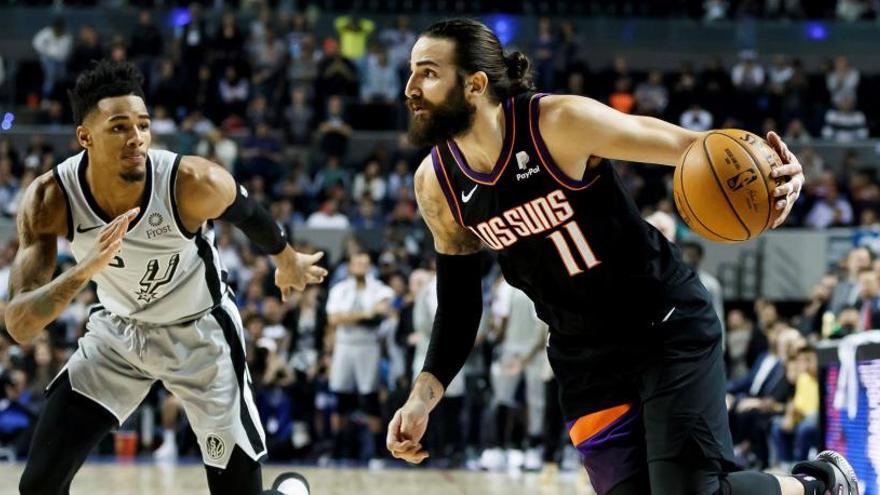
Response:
[146,212,171,239]
[136,253,180,303]
[515,151,540,181]
[205,434,225,461]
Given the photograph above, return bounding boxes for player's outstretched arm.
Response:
[387,156,483,464]
[5,174,136,344]
[175,156,327,298]
[538,95,804,226]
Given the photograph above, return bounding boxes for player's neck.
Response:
[86,161,147,218]
[452,101,505,174]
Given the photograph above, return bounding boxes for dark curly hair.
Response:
[68,59,146,125]
[421,18,535,103]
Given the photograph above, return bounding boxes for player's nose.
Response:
[404,74,420,99]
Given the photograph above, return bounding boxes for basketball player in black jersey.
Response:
[386,19,859,495]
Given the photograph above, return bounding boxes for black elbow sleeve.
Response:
[218,183,287,255]
[421,252,483,388]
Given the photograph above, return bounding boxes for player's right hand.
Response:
[386,399,430,464]
[81,207,139,277]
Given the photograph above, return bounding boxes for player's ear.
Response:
[76,125,92,149]
[467,71,489,98]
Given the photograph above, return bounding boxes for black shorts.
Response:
[549,282,736,494]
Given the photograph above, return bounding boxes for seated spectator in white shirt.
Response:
[307,199,350,229]
[680,103,714,132]
[822,95,869,143]
[805,182,853,229]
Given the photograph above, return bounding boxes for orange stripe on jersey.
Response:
[527,94,600,192]
[568,404,632,447]
[434,149,466,226]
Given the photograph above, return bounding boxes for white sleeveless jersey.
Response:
[53,149,229,324]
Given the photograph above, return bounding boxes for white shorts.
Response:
[52,297,266,468]
[329,342,380,395]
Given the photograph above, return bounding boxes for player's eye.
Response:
[112,125,124,132]
[139,123,150,131]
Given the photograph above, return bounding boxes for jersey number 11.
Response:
[547,221,600,276]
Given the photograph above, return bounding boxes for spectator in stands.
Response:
[805,179,854,228]
[239,122,284,183]
[726,310,756,380]
[334,15,375,61]
[0,158,18,218]
[218,65,250,121]
[317,96,353,159]
[767,55,794,94]
[827,56,860,107]
[288,35,320,89]
[149,59,179,115]
[731,50,765,91]
[633,70,669,117]
[129,10,163,86]
[387,158,414,204]
[32,17,72,100]
[286,13,312,62]
[360,46,399,103]
[151,105,177,135]
[174,3,208,86]
[196,129,238,172]
[211,11,246,73]
[829,247,872,314]
[822,95,869,143]
[326,252,392,463]
[350,197,384,229]
[251,27,286,98]
[855,267,880,330]
[352,159,387,204]
[783,118,812,144]
[0,369,36,458]
[246,94,275,128]
[608,78,635,114]
[531,17,557,92]
[67,25,104,81]
[680,242,724,332]
[771,343,819,469]
[799,275,837,337]
[285,285,326,454]
[315,38,359,107]
[704,0,730,21]
[285,86,315,145]
[680,103,714,131]
[837,0,873,20]
[379,15,416,71]
[307,199,350,229]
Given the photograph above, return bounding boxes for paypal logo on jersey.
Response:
[515,151,540,181]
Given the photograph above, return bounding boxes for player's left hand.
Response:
[273,248,328,299]
[766,131,804,228]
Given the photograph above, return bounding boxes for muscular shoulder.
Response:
[175,155,236,221]
[19,171,68,239]
[414,155,481,255]
[536,94,608,169]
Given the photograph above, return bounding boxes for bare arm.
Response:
[5,174,132,344]
[538,95,701,178]
[176,156,326,295]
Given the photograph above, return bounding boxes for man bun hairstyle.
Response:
[69,59,146,125]
[422,18,535,102]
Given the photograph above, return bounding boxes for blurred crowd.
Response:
[0,0,878,478]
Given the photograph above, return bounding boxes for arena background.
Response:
[0,1,879,494]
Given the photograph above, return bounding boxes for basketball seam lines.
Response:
[678,141,737,242]
[703,133,751,240]
[727,134,774,233]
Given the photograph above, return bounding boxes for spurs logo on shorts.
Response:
[205,434,226,461]
[136,253,180,303]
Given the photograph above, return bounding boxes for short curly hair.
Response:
[68,59,146,125]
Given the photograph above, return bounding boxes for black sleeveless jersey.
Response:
[431,93,714,365]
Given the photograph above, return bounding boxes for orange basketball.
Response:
[673,129,785,243]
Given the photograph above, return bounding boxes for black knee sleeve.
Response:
[19,372,117,495]
[205,445,262,495]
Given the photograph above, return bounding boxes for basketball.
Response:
[673,129,786,243]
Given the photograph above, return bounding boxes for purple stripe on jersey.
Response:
[446,97,515,185]
[568,406,646,495]
[430,146,465,226]
[528,93,594,190]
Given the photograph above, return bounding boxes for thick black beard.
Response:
[119,169,146,183]
[407,82,476,148]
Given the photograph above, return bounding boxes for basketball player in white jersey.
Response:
[6,61,318,495]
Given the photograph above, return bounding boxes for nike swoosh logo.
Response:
[461,185,478,203]
[76,224,103,233]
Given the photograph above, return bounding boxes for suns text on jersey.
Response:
[468,189,574,250]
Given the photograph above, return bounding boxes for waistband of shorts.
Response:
[90,304,215,328]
